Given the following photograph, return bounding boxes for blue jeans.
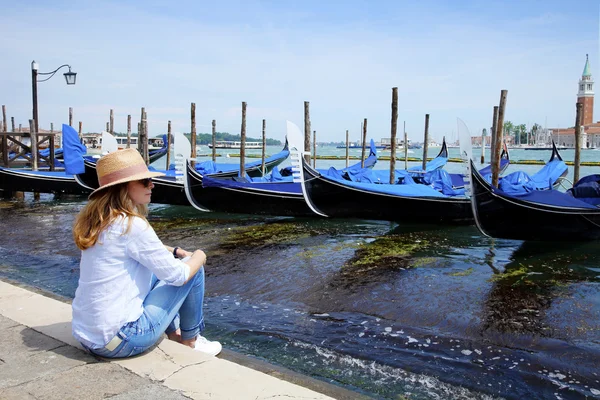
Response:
[85,267,206,358]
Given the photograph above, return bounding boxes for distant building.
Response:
[547,54,600,148]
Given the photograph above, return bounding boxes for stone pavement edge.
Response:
[0,279,372,400]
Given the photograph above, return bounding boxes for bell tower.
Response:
[577,54,594,126]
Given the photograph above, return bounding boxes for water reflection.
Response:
[482,240,600,338]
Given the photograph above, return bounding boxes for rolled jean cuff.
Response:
[180,318,205,341]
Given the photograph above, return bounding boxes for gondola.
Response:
[73,138,290,191]
[73,154,190,206]
[299,135,474,224]
[184,162,317,216]
[183,123,377,217]
[301,158,473,223]
[59,125,187,205]
[470,159,600,241]
[68,133,291,206]
[0,166,90,195]
[75,156,189,205]
[190,140,289,178]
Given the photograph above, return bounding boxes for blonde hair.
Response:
[73,183,149,250]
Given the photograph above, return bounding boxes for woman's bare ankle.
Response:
[167,330,182,343]
[181,338,196,348]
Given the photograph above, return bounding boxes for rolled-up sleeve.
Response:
[125,218,190,286]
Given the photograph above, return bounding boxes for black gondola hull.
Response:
[302,162,472,223]
[470,160,600,241]
[185,162,314,217]
[74,160,188,205]
[147,177,189,206]
[0,167,90,195]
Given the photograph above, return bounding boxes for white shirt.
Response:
[72,215,190,349]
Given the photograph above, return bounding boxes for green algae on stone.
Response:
[346,235,426,270]
[219,222,312,249]
[298,241,365,260]
[150,217,219,232]
[0,201,15,209]
[487,264,529,283]
[297,244,330,260]
[450,267,475,277]
[410,256,441,268]
[332,241,364,252]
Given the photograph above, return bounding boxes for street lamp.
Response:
[31,60,77,135]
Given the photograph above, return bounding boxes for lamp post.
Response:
[31,60,77,135]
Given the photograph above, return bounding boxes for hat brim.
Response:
[88,171,166,199]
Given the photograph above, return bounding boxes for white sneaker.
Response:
[194,335,222,356]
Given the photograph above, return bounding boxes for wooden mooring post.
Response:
[49,123,55,172]
[190,103,197,167]
[490,106,498,168]
[69,107,73,127]
[390,87,398,184]
[261,119,266,175]
[574,102,583,184]
[313,130,317,168]
[480,129,485,164]
[304,101,311,163]
[422,114,430,171]
[28,119,37,171]
[127,115,131,148]
[240,102,247,178]
[137,123,141,148]
[404,121,408,170]
[345,129,349,168]
[1,109,7,167]
[361,118,367,168]
[109,109,114,134]
[29,119,40,200]
[492,90,508,188]
[144,114,149,162]
[2,106,6,136]
[166,120,172,170]
[139,107,148,164]
[211,120,216,162]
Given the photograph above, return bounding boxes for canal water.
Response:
[0,148,599,399]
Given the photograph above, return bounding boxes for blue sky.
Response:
[0,0,598,143]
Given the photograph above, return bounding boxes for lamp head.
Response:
[63,66,77,85]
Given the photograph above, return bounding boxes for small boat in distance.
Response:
[208,140,262,149]
[114,136,164,150]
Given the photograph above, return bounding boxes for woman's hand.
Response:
[177,248,194,259]
[167,245,194,259]
[183,249,207,283]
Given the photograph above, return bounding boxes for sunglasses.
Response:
[139,178,153,187]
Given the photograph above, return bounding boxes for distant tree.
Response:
[503,121,515,144]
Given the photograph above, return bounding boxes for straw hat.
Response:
[88,148,165,199]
